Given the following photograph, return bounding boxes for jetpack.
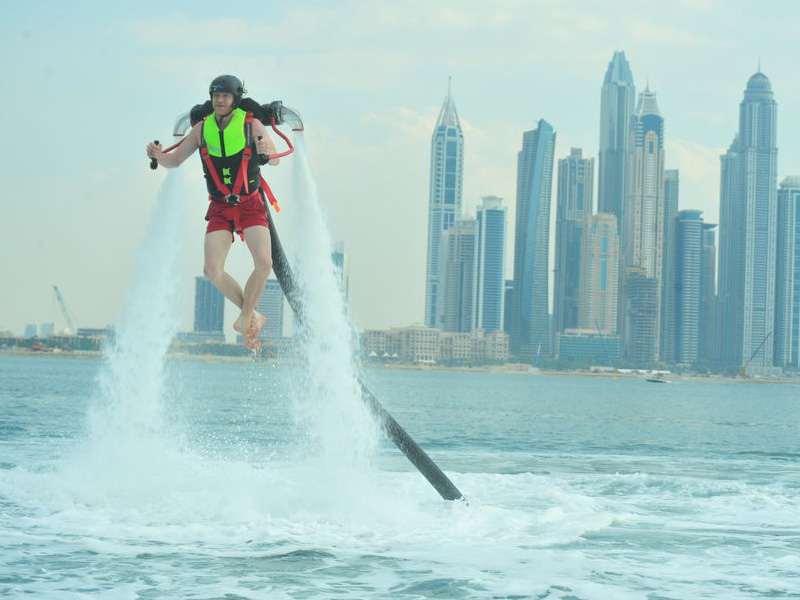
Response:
[150,99,466,502]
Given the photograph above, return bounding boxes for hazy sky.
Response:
[2,0,799,339]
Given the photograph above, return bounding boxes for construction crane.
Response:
[738,330,772,378]
[52,285,76,335]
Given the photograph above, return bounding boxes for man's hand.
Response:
[146,141,164,162]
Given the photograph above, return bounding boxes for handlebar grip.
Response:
[150,140,159,170]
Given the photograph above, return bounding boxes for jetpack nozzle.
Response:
[260,101,304,131]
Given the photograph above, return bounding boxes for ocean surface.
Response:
[1,354,798,599]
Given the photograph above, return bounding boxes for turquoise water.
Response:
[1,354,798,599]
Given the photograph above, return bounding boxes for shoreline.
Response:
[3,347,798,384]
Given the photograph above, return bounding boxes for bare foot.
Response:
[248,312,267,347]
[234,311,266,350]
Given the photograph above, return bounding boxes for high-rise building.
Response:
[718,71,778,370]
[331,242,350,300]
[621,86,665,363]
[424,81,464,328]
[776,177,800,367]
[256,279,285,341]
[24,324,37,338]
[598,51,635,223]
[623,268,659,365]
[668,210,714,364]
[579,213,619,335]
[554,148,594,335]
[194,276,224,334]
[699,222,718,364]
[660,169,680,360]
[510,119,556,357]
[436,218,477,333]
[475,196,507,332]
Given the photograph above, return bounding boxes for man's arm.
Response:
[146,123,202,168]
[253,120,280,166]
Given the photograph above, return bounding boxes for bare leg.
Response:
[234,225,272,347]
[203,229,267,348]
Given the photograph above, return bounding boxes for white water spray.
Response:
[87,170,186,466]
[286,134,380,479]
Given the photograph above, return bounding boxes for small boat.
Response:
[646,377,669,384]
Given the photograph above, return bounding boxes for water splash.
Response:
[87,170,186,474]
[286,133,380,483]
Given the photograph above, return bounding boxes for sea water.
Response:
[1,357,798,599]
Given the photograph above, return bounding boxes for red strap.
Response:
[260,175,280,212]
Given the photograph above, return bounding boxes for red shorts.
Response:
[205,191,269,241]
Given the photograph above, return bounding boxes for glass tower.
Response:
[436,218,477,333]
[194,276,224,334]
[475,196,507,333]
[622,86,665,363]
[425,81,464,328]
[776,177,800,367]
[718,71,778,370]
[510,120,556,357]
[598,51,635,223]
[554,148,594,334]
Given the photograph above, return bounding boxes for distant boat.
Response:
[646,376,670,384]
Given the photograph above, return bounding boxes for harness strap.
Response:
[260,175,281,212]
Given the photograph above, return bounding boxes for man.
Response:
[146,75,279,350]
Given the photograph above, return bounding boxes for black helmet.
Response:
[209,75,245,107]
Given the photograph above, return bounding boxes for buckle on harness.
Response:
[226,194,240,206]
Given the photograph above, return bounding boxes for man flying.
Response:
[146,75,279,349]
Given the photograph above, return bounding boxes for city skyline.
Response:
[4,1,800,339]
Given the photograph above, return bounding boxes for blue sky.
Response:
[2,0,799,338]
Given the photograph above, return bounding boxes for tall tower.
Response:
[554,148,594,335]
[436,218,477,333]
[660,169,679,360]
[425,80,464,328]
[579,212,619,335]
[718,71,778,370]
[475,196,507,332]
[622,86,665,363]
[510,120,556,357]
[668,210,712,364]
[700,221,718,364]
[256,279,285,342]
[194,276,224,334]
[776,177,800,367]
[598,51,635,223]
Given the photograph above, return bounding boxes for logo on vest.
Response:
[222,167,232,185]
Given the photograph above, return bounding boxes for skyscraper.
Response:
[668,210,713,364]
[475,196,507,333]
[436,218,477,333]
[660,169,679,360]
[699,222,718,364]
[579,213,619,335]
[194,276,224,334]
[598,51,635,223]
[621,86,665,363]
[425,81,464,328]
[776,177,799,367]
[510,120,556,357]
[256,279,285,342]
[554,148,594,334]
[718,71,778,370]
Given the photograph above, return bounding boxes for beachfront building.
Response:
[424,81,464,329]
[718,71,779,370]
[194,276,225,341]
[436,218,478,333]
[475,196,507,333]
[510,119,556,358]
[579,213,620,335]
[776,177,800,367]
[553,148,594,336]
[621,86,666,363]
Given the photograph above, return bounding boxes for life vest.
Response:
[200,107,260,203]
